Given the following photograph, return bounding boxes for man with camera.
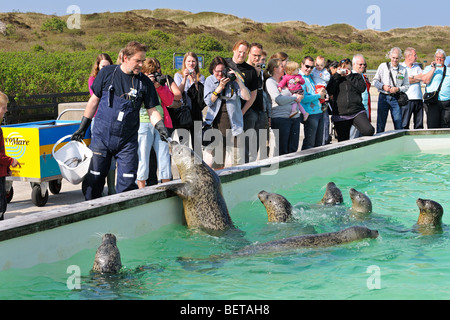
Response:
[226,40,260,163]
[71,41,169,200]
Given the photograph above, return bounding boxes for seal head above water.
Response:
[320,182,343,205]
[159,141,234,234]
[349,188,372,214]
[416,198,443,226]
[258,190,293,222]
[92,233,122,273]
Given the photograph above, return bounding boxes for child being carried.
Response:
[277,61,309,120]
[311,56,331,108]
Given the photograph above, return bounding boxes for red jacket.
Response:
[364,74,372,122]
[0,128,13,177]
[155,85,174,129]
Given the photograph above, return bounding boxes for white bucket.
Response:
[52,135,93,185]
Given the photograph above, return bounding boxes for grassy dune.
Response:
[0,8,448,95]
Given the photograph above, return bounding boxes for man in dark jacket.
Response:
[327,57,374,142]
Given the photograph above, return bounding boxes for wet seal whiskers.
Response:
[258,190,293,222]
[349,188,372,214]
[414,198,444,234]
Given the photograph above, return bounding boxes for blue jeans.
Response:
[302,113,324,151]
[137,122,171,181]
[322,110,330,144]
[271,116,301,156]
[377,93,403,133]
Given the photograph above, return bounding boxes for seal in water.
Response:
[159,141,234,234]
[320,182,343,205]
[416,198,444,226]
[92,233,122,273]
[349,188,372,214]
[258,190,293,222]
[233,226,378,257]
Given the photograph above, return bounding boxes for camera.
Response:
[227,72,236,81]
[188,69,195,75]
[222,69,236,81]
[257,63,266,69]
[151,72,167,86]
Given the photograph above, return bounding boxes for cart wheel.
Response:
[6,186,13,203]
[49,179,62,195]
[31,184,49,207]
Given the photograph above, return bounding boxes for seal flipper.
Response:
[157,182,192,198]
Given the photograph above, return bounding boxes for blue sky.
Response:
[1,0,448,31]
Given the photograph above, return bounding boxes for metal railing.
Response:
[5,92,89,124]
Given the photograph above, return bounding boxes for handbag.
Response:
[423,65,446,104]
[394,91,409,106]
[387,62,409,106]
[167,92,193,130]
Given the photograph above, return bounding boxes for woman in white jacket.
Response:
[265,58,304,156]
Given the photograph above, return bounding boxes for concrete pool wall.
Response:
[0,129,449,270]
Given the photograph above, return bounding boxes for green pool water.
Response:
[1,151,449,300]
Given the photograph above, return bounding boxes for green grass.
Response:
[0,9,449,96]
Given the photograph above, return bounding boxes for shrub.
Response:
[31,44,45,52]
[345,42,372,52]
[301,44,318,56]
[148,30,170,42]
[324,39,342,48]
[41,17,66,33]
[185,34,224,52]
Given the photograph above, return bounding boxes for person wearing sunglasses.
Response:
[299,56,327,150]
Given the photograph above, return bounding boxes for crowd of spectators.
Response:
[71,42,450,196]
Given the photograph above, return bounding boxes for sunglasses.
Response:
[340,59,351,64]
[304,65,314,69]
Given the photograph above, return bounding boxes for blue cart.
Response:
[3,110,90,206]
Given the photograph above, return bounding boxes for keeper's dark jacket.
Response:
[326,72,367,116]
